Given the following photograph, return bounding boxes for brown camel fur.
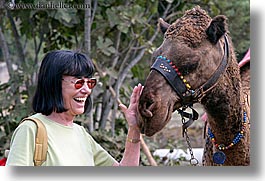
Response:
[138,6,250,166]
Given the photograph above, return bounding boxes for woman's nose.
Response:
[80,84,92,94]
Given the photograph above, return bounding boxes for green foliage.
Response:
[0,69,33,156]
[96,36,116,56]
[131,63,149,81]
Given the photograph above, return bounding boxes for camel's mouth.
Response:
[137,68,180,137]
[138,101,173,137]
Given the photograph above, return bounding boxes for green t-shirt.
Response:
[6,113,116,166]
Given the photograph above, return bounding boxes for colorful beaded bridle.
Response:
[150,35,246,165]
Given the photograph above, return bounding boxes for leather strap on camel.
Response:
[192,35,229,102]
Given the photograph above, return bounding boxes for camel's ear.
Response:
[206,15,228,44]
[158,18,170,34]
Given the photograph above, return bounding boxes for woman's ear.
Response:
[206,15,228,44]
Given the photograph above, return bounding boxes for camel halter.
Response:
[150,35,229,165]
[151,35,229,128]
[151,35,229,105]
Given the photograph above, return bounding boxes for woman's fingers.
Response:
[131,83,143,104]
[130,86,137,104]
[118,83,144,127]
[119,83,143,113]
[135,84,143,102]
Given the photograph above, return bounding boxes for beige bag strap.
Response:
[20,117,48,166]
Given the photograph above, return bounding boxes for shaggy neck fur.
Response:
[201,54,250,166]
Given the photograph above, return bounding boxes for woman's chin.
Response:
[70,108,85,116]
[76,110,85,115]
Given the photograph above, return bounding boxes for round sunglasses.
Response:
[63,78,97,89]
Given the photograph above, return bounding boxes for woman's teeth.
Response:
[74,97,86,102]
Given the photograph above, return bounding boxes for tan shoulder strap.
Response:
[20,117,48,166]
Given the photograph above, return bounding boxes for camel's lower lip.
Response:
[140,122,156,136]
[140,106,172,137]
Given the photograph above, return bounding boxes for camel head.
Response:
[138,6,229,136]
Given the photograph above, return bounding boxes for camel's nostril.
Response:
[141,101,154,118]
[143,109,153,118]
[145,100,154,110]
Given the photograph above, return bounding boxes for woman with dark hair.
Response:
[6,50,143,166]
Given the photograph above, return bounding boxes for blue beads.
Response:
[208,112,247,151]
[233,132,243,145]
[157,55,170,62]
[243,112,247,122]
[208,128,214,138]
[157,55,167,60]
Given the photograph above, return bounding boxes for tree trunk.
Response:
[84,0,94,132]
[7,10,25,65]
[0,26,12,78]
[84,0,92,57]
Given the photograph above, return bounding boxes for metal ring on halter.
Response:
[190,157,199,166]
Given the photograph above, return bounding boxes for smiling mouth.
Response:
[73,97,87,103]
